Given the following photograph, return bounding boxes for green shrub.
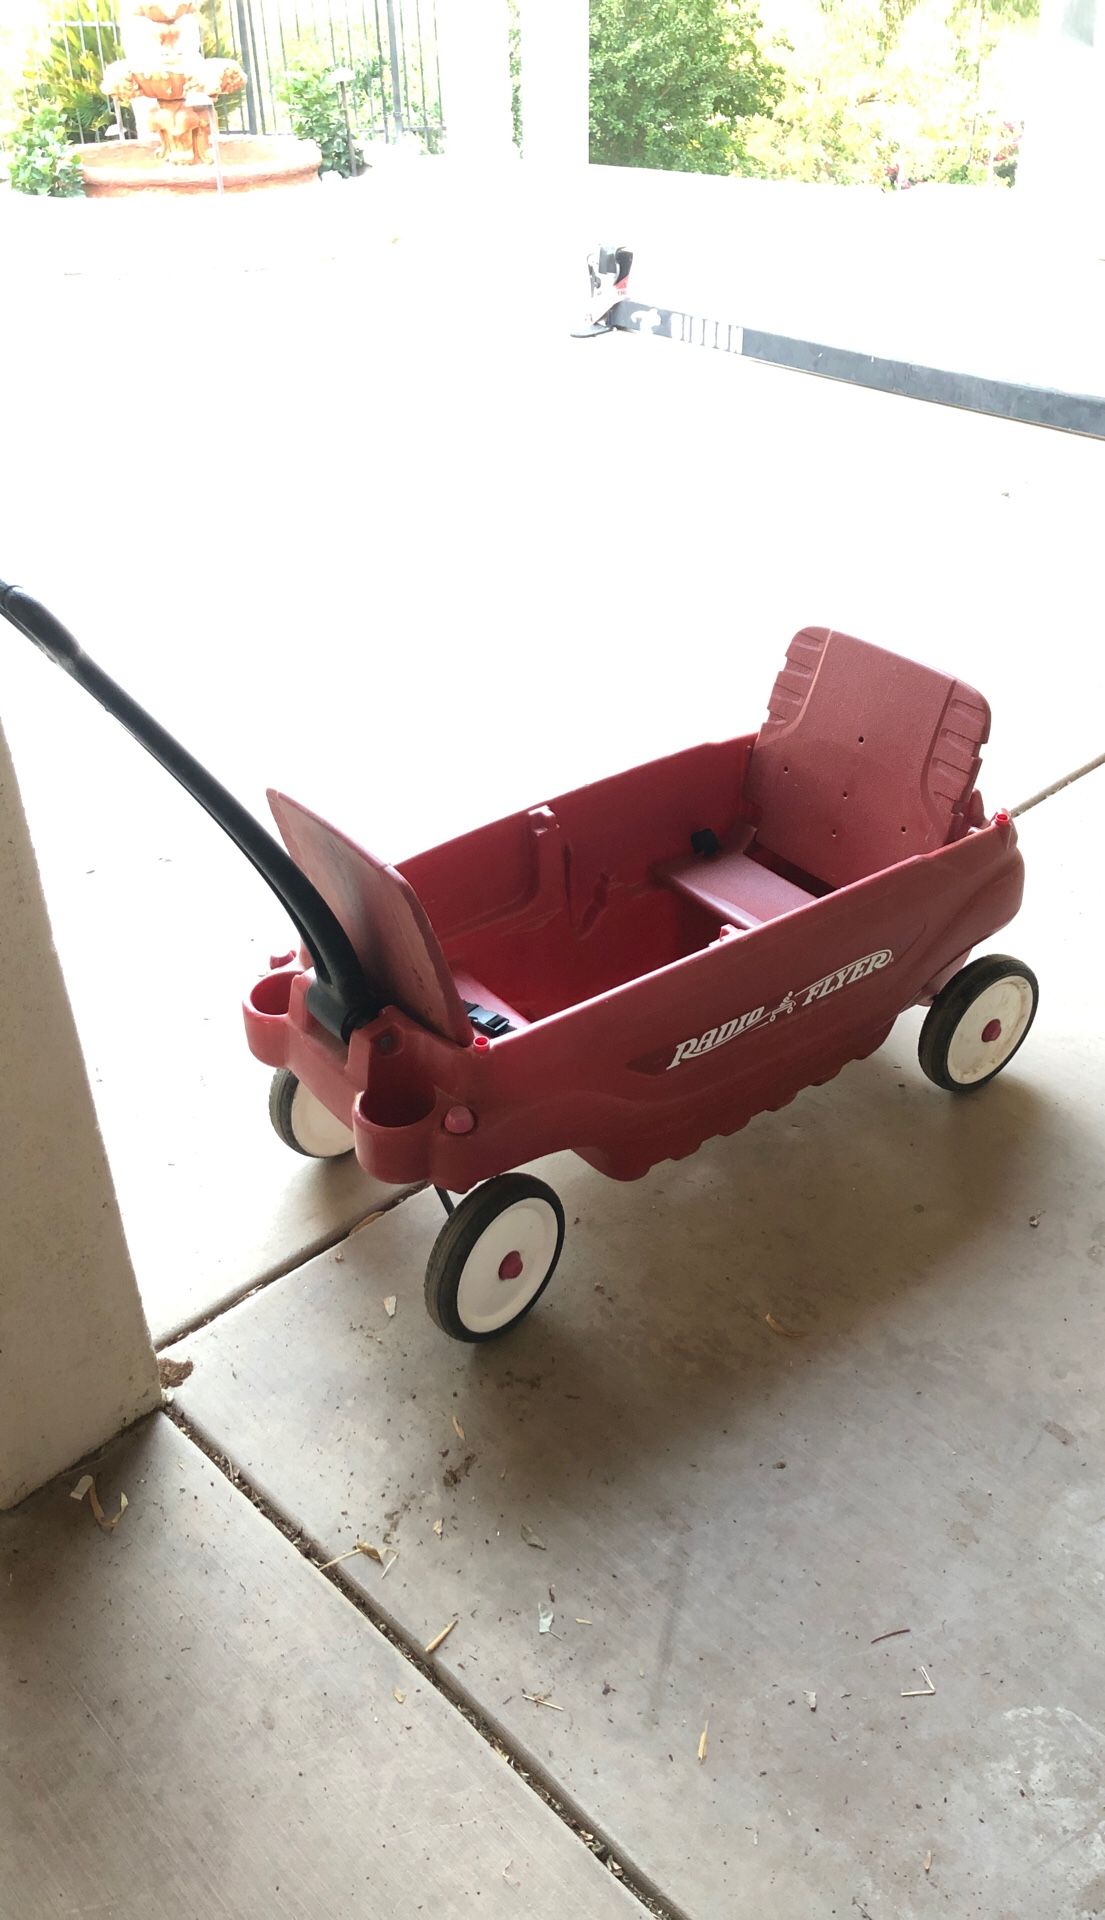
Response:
[277,58,365,175]
[8,103,85,196]
[24,0,124,145]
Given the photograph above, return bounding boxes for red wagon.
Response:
[3,585,1036,1343]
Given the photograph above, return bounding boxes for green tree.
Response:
[742,1,889,181]
[589,0,784,174]
[744,0,1038,186]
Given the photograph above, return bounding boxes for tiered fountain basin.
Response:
[79,134,322,195]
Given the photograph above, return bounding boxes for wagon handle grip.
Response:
[0,582,381,1042]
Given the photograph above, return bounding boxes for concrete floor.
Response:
[2,1419,639,1920]
[2,165,1104,1916]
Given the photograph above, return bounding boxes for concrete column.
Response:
[0,720,160,1510]
[435,0,515,164]
[1017,0,1104,242]
[516,0,590,176]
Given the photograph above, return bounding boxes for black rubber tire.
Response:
[918,954,1038,1093]
[425,1173,566,1343]
[267,1068,354,1158]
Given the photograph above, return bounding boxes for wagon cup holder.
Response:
[353,1075,439,1184]
[357,1080,437,1131]
[249,968,298,1018]
[243,967,304,1066]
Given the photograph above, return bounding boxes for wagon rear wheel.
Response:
[425,1174,566,1342]
[268,1068,355,1158]
[918,955,1038,1092]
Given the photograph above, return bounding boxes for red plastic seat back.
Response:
[269,791,472,1046]
[745,628,990,889]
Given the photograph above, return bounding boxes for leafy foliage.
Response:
[275,41,400,173]
[508,0,523,150]
[276,56,370,175]
[8,102,85,195]
[589,0,785,173]
[584,0,1036,184]
[742,2,886,180]
[742,0,1037,186]
[22,0,124,145]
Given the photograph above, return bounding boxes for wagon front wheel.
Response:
[425,1174,566,1342]
[268,1068,355,1158]
[918,954,1038,1092]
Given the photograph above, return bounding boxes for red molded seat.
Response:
[745,627,990,889]
[659,627,989,927]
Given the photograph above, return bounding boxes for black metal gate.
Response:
[210,0,443,147]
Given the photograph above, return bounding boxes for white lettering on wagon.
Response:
[666,949,894,1070]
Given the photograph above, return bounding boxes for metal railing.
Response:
[211,0,443,147]
[17,0,443,152]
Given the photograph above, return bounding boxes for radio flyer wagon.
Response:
[2,583,1036,1343]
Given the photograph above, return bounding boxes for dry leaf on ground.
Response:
[158,1355,192,1389]
[70,1474,128,1532]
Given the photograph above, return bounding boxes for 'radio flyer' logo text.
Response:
[667,948,893,1070]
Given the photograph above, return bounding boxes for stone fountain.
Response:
[80,0,320,195]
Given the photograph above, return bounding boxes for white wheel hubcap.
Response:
[456,1197,559,1334]
[290,1081,355,1157]
[946,976,1034,1085]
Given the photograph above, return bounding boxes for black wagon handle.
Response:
[0,581,381,1042]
